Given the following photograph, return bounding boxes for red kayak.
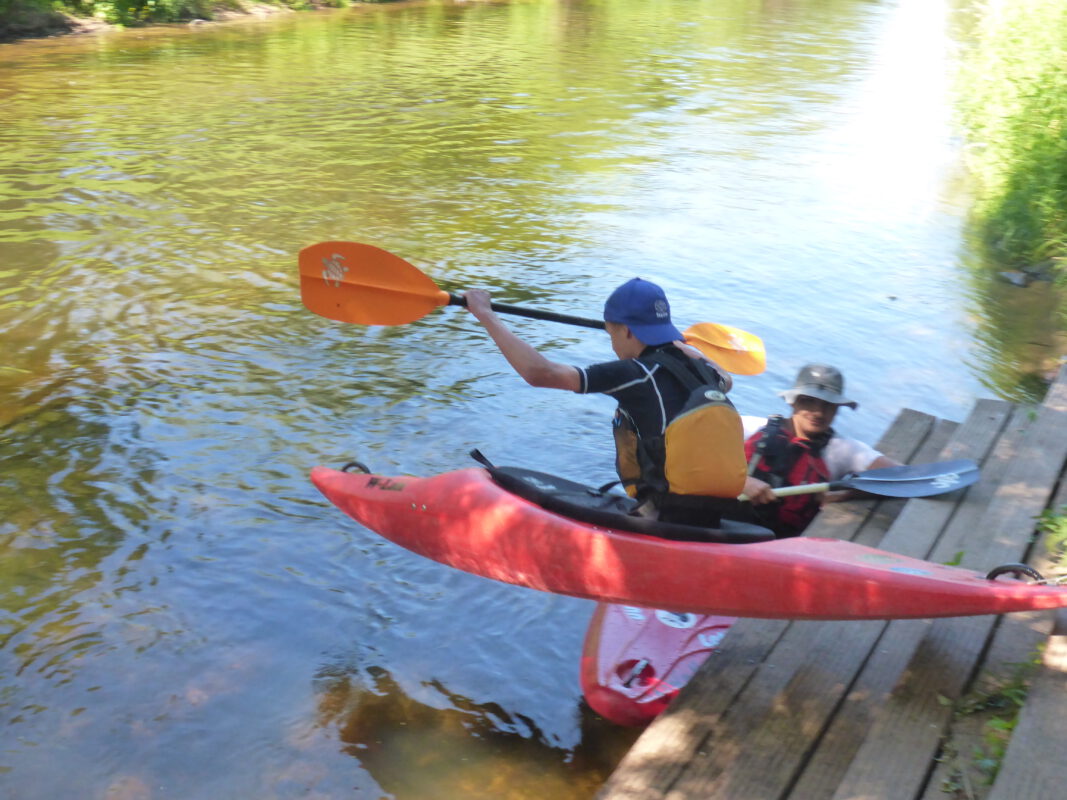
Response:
[580,602,736,726]
[309,462,1067,620]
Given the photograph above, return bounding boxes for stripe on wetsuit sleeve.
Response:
[579,363,654,395]
[601,361,658,395]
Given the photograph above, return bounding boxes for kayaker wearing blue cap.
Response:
[737,363,902,537]
[465,278,753,527]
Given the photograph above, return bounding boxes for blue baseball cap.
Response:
[603,278,683,346]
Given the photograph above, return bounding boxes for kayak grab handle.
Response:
[985,563,1044,582]
[342,461,372,474]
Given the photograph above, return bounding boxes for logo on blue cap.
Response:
[603,278,684,346]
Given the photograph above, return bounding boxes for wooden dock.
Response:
[597,364,1067,800]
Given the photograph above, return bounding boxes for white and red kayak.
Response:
[580,602,736,726]
[309,463,1067,620]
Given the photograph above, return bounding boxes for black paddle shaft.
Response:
[447,293,606,330]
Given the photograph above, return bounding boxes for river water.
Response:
[0,0,1055,797]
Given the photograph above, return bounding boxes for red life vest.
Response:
[744,421,833,537]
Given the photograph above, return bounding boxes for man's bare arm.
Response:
[465,289,581,391]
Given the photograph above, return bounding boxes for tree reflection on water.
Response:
[314,665,638,800]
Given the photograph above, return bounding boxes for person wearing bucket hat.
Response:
[778,364,858,409]
[463,280,751,525]
[730,363,901,538]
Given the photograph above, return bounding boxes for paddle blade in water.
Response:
[299,241,451,325]
[684,323,767,375]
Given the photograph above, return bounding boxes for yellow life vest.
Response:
[612,353,747,499]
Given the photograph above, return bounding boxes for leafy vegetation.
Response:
[0,0,354,31]
[958,0,1067,272]
[1036,504,1067,573]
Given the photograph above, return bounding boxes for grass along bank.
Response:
[957,0,1067,275]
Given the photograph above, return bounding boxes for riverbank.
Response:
[0,5,102,41]
[959,0,1067,272]
[0,1,301,43]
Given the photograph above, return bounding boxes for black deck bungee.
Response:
[469,451,772,544]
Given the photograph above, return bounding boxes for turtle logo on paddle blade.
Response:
[322,254,348,287]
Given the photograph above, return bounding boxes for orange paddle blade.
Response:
[299,241,451,325]
[684,323,766,375]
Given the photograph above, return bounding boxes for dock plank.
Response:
[973,427,1067,800]
[807,403,1031,800]
[918,610,1053,800]
[923,399,1066,800]
[984,631,1067,800]
[832,366,1067,800]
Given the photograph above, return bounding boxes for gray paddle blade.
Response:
[845,459,980,498]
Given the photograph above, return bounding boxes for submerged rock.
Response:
[997,270,1033,287]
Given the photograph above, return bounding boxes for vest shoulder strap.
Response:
[644,350,723,391]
